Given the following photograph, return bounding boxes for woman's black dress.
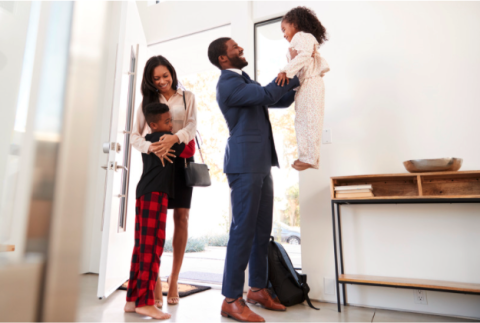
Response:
[168,155,194,209]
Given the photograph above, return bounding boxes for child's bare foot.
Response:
[135,305,171,320]
[154,279,163,308]
[292,161,313,171]
[124,301,135,313]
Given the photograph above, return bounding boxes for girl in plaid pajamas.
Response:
[276,7,330,171]
[124,103,195,319]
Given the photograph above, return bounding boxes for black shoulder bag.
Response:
[182,92,211,187]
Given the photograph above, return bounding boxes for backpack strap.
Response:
[303,286,320,310]
[298,274,320,310]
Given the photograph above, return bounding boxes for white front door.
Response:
[97,2,147,299]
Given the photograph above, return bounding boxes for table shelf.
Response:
[331,171,480,199]
[339,274,480,294]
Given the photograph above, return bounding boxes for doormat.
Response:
[118,280,211,298]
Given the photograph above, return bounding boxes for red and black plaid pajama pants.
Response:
[126,192,168,307]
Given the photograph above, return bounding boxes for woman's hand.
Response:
[148,140,177,167]
[159,134,179,151]
[275,72,289,87]
[148,141,163,155]
[148,146,176,167]
[156,149,176,167]
[149,134,178,155]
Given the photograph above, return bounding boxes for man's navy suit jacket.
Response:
[216,70,300,174]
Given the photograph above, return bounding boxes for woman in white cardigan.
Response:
[131,56,197,306]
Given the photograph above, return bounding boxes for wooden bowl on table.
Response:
[403,158,463,173]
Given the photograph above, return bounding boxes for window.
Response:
[255,18,302,268]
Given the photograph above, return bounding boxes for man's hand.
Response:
[289,47,316,59]
[275,72,289,87]
[289,48,298,60]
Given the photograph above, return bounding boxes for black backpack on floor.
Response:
[267,236,319,310]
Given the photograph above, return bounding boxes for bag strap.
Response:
[195,132,205,164]
[183,92,205,164]
[298,273,320,310]
[303,285,320,310]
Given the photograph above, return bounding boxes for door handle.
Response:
[101,162,127,172]
[114,164,128,172]
[101,162,113,170]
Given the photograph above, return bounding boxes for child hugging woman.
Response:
[276,6,330,171]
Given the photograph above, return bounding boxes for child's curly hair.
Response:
[283,6,328,45]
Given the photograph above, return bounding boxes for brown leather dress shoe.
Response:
[221,298,265,322]
[246,288,286,311]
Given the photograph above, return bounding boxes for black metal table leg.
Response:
[336,203,347,305]
[331,201,341,312]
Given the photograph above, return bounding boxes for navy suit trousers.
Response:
[222,172,274,298]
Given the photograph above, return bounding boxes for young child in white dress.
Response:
[276,7,330,171]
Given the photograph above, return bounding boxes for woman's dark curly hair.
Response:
[283,6,328,45]
[140,55,178,115]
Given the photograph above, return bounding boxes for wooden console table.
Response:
[330,171,480,312]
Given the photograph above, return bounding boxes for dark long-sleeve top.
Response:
[179,139,195,158]
[136,131,185,199]
[216,70,300,174]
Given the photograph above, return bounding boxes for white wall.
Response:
[137,1,480,318]
[255,1,480,319]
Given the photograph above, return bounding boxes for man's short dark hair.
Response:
[208,37,231,69]
[144,103,169,125]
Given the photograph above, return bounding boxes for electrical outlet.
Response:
[322,129,332,144]
[413,289,428,305]
[324,277,336,295]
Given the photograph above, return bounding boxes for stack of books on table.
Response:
[334,185,374,198]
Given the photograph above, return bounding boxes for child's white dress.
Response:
[281,31,329,169]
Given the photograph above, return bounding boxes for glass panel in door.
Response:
[255,18,302,269]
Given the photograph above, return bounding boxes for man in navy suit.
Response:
[208,37,299,322]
